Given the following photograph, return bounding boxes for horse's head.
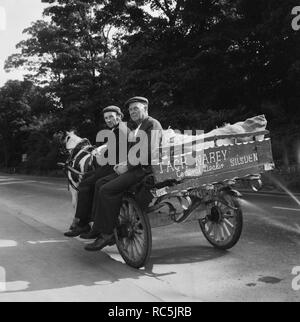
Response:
[64,130,83,152]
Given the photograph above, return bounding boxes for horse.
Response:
[60,130,106,229]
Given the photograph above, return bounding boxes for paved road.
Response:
[0,173,299,302]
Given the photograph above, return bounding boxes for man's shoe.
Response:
[84,234,115,251]
[80,230,101,239]
[64,225,90,237]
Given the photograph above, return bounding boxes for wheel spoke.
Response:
[129,240,138,260]
[206,221,214,235]
[126,239,132,256]
[222,221,231,237]
[123,203,129,218]
[119,207,127,222]
[128,202,133,213]
[219,224,225,240]
[134,231,145,246]
[128,203,137,222]
[123,237,130,251]
[211,223,217,240]
[224,218,234,228]
[132,237,143,256]
[213,224,221,242]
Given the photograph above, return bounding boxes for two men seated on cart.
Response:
[64,104,130,237]
[65,96,163,252]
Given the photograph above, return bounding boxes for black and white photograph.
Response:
[0,0,299,305]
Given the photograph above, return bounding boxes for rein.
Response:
[60,164,82,191]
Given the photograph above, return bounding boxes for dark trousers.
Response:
[92,167,147,234]
[75,165,114,226]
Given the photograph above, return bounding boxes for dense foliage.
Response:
[1,0,300,171]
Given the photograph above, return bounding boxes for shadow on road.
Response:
[0,238,183,294]
[0,240,227,294]
[145,245,226,269]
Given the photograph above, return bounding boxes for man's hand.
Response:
[114,163,128,175]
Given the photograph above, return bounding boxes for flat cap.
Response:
[102,105,124,118]
[124,96,149,108]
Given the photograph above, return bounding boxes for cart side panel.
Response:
[152,138,274,184]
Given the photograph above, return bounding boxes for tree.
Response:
[4,0,300,167]
[5,0,125,139]
[0,80,34,166]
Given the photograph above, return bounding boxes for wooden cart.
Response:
[113,130,274,268]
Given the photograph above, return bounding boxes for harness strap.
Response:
[69,138,91,160]
[64,139,97,191]
[61,165,80,191]
[66,164,84,176]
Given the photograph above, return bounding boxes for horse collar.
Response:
[70,138,91,159]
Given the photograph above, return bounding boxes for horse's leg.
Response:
[69,186,80,229]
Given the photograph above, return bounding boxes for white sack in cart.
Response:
[161,115,267,150]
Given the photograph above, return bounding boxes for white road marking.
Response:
[0,180,36,185]
[0,240,18,248]
[36,181,66,187]
[36,181,57,185]
[0,176,66,190]
[0,6,6,31]
[243,192,298,198]
[1,281,30,292]
[27,240,69,245]
[0,178,21,182]
[273,206,300,212]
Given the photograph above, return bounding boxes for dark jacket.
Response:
[96,121,130,165]
[127,116,163,171]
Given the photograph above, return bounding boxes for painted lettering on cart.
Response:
[158,149,258,178]
[230,153,258,167]
[159,149,229,177]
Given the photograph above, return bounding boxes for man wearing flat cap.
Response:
[85,96,163,251]
[64,105,130,237]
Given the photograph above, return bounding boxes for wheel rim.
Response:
[115,199,148,265]
[201,198,237,246]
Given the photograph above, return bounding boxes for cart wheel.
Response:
[114,196,152,268]
[199,190,243,250]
